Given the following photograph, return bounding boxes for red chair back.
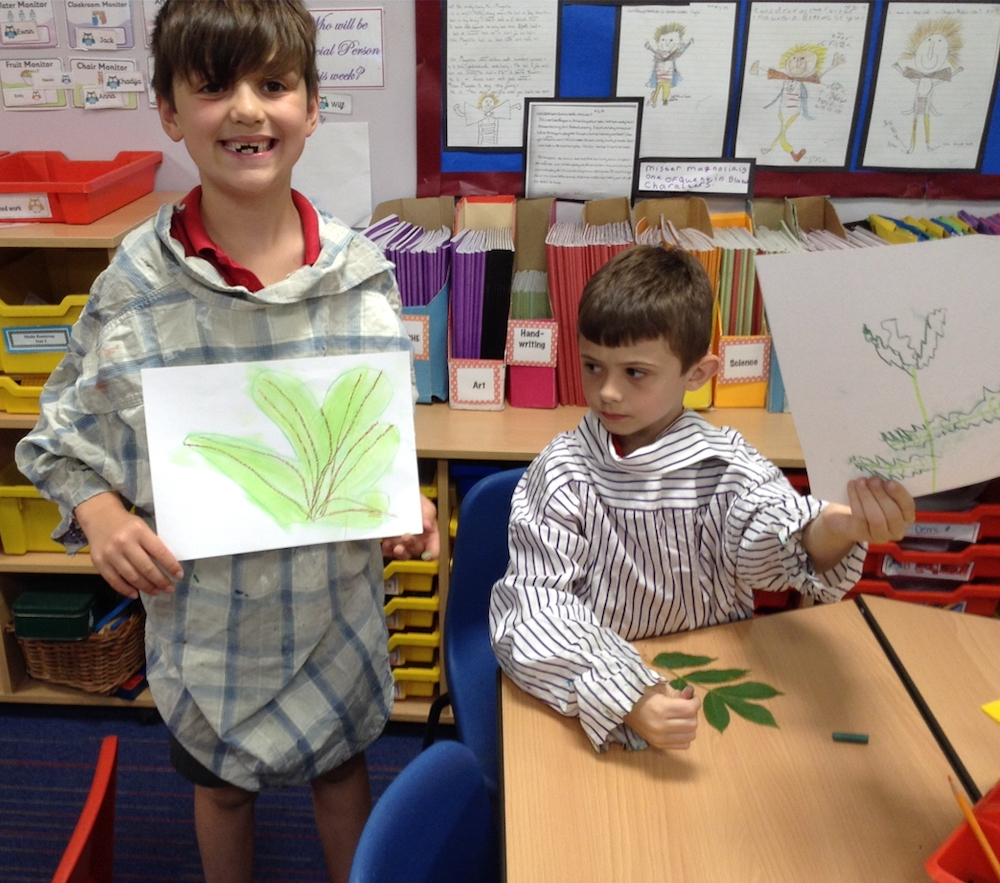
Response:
[51,735,118,883]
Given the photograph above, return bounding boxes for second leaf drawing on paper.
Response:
[852,306,1000,495]
[755,236,1000,506]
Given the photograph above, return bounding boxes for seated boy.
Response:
[489,244,915,754]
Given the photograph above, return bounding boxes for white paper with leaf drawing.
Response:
[142,352,421,561]
[756,236,1000,506]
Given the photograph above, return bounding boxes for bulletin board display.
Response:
[416,0,1000,200]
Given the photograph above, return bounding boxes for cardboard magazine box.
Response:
[748,197,846,412]
[447,196,516,410]
[710,210,770,409]
[508,197,557,408]
[546,197,633,407]
[789,195,847,240]
[370,196,454,403]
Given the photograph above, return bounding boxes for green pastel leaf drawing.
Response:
[652,652,781,734]
[859,308,955,492]
[652,652,716,669]
[183,433,311,527]
[323,423,400,504]
[325,366,394,453]
[679,668,749,685]
[184,365,401,530]
[251,368,330,490]
[319,489,391,528]
[702,691,731,733]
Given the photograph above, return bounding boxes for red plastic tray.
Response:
[927,780,1000,882]
[846,579,1000,616]
[908,502,1000,544]
[864,543,1000,582]
[0,151,161,224]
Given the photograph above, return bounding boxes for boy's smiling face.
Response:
[580,336,718,456]
[158,66,318,203]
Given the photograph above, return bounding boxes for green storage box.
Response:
[12,591,94,641]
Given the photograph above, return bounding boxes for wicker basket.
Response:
[16,610,145,695]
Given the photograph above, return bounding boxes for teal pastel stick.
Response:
[832,731,869,744]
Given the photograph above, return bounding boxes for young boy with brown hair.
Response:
[15,2,437,881]
[490,244,914,754]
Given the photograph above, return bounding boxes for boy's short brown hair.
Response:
[151,0,319,107]
[577,244,714,372]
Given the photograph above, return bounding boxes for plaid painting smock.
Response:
[16,202,411,789]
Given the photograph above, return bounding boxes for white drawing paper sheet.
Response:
[143,352,422,561]
[735,2,869,168]
[862,2,1000,170]
[755,235,1000,505]
[293,120,372,229]
[616,3,737,159]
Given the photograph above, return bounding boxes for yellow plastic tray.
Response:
[392,663,440,699]
[0,294,86,374]
[383,558,438,596]
[0,375,45,414]
[387,630,440,666]
[383,594,438,631]
[0,462,64,554]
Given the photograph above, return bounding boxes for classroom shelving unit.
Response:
[0,191,807,721]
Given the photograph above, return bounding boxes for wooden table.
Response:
[858,594,1000,801]
[500,600,964,883]
[413,403,805,468]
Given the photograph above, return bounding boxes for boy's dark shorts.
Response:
[168,730,229,789]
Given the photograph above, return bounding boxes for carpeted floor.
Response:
[0,702,439,882]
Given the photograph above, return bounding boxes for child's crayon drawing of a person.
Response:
[893,16,963,153]
[750,43,844,162]
[644,23,693,108]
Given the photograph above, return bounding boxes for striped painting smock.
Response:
[490,410,866,752]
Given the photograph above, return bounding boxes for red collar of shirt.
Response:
[170,186,321,292]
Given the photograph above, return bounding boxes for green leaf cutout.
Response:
[653,652,716,669]
[713,682,782,701]
[652,653,782,734]
[702,691,731,733]
[680,668,749,685]
[718,698,778,728]
[184,365,400,530]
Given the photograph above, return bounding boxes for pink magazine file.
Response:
[506,319,558,409]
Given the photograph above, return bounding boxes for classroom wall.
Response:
[1,0,997,228]
[0,0,417,216]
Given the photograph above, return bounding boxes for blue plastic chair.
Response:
[425,467,525,800]
[348,740,498,883]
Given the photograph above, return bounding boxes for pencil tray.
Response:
[926,780,1000,882]
[12,610,145,695]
